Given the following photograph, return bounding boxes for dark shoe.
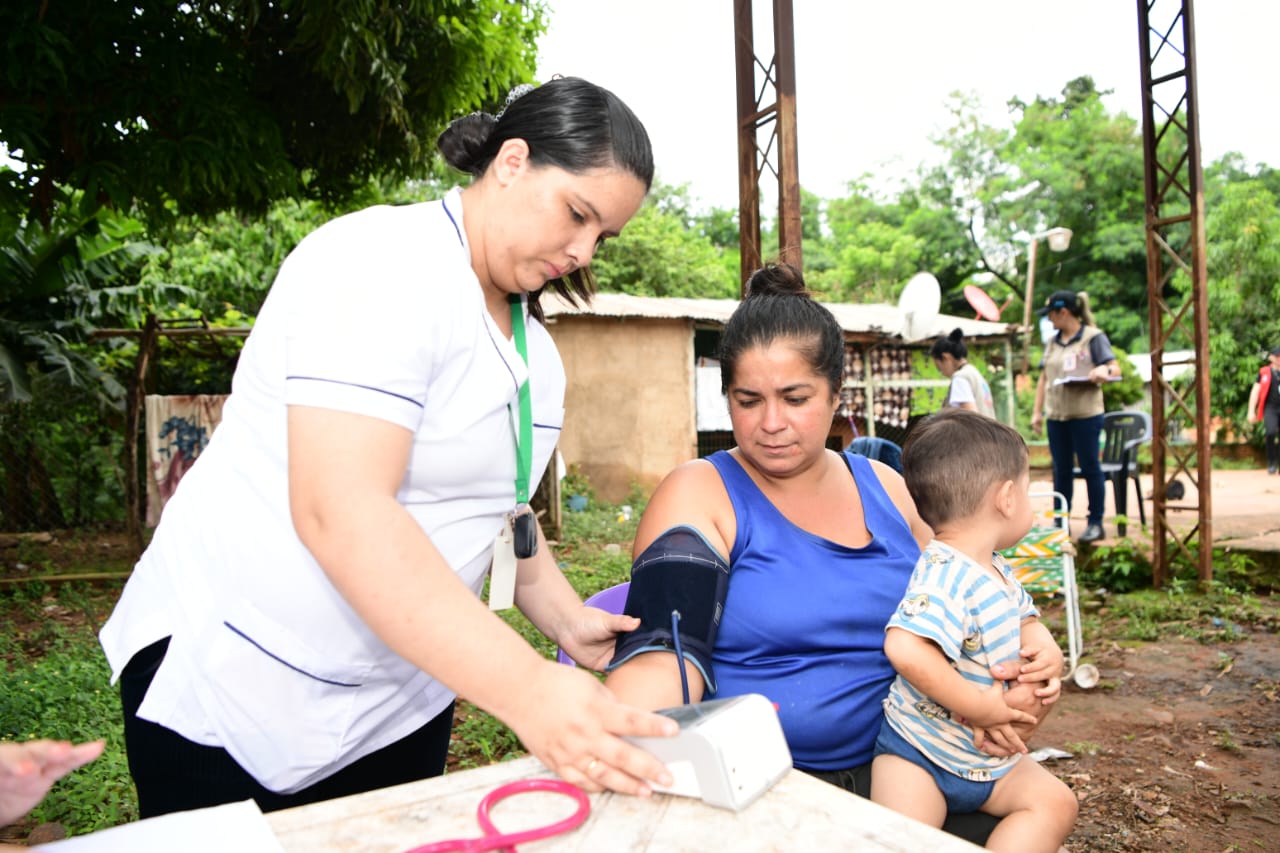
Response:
[1079,524,1105,543]
[1270,464,1279,475]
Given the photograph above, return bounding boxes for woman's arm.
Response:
[870,460,933,549]
[1030,372,1048,435]
[288,406,675,794]
[514,522,641,671]
[1088,359,1120,383]
[603,460,730,709]
[1248,382,1261,423]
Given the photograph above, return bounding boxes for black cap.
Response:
[1268,345,1280,357]
[1036,290,1081,316]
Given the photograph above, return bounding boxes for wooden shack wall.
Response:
[547,316,696,503]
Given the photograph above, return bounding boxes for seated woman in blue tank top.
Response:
[605,263,1064,844]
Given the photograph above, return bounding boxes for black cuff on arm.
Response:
[606,525,730,692]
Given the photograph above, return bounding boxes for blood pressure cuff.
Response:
[606,525,730,693]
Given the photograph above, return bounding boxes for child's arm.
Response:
[884,627,1037,753]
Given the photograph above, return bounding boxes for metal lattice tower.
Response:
[733,0,801,293]
[731,1,1214,583]
[1137,0,1212,585]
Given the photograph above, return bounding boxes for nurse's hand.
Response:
[506,660,676,796]
[558,607,641,671]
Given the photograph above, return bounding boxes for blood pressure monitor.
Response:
[625,693,792,811]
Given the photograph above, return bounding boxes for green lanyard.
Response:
[510,300,532,505]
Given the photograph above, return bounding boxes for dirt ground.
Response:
[1035,600,1280,852]
[3,531,1279,851]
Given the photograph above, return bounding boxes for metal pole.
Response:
[1020,238,1039,375]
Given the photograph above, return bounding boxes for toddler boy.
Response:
[871,408,1077,852]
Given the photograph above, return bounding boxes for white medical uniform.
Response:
[100,188,565,793]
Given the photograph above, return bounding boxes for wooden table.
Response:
[266,756,980,851]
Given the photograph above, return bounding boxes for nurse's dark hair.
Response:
[437,77,653,320]
[903,408,1028,528]
[718,263,845,396]
[929,328,968,360]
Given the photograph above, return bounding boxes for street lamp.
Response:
[1020,226,1073,374]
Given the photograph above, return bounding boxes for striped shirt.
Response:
[882,540,1039,781]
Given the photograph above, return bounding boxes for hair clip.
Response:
[497,83,536,118]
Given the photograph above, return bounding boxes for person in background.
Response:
[871,409,1077,852]
[1029,290,1120,544]
[1246,345,1280,475]
[931,329,995,418]
[98,77,677,819]
[605,263,1062,845]
[0,739,103,828]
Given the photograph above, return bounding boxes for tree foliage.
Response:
[590,183,737,298]
[0,1,546,224]
[908,78,1150,348]
[1201,175,1280,429]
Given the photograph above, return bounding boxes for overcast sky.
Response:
[536,0,1278,212]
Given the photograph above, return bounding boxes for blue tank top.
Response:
[706,449,921,771]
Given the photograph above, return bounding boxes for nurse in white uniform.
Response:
[99,77,677,817]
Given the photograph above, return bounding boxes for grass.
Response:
[0,579,136,835]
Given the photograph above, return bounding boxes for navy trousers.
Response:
[120,637,454,818]
[1047,414,1105,526]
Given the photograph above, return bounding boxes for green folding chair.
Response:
[1000,491,1097,688]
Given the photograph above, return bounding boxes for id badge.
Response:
[489,520,517,611]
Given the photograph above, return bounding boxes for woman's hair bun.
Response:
[437,112,499,177]
[744,262,809,299]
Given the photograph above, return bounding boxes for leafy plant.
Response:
[1080,536,1153,592]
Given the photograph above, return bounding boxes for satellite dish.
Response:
[963,285,1001,321]
[897,272,941,340]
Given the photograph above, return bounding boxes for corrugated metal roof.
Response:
[542,291,1019,342]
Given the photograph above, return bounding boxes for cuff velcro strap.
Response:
[606,525,730,693]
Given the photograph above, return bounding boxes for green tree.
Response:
[590,184,736,298]
[0,194,161,529]
[1201,176,1280,429]
[1,1,546,224]
[916,80,1148,349]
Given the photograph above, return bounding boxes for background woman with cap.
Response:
[1246,345,1280,474]
[1029,290,1120,543]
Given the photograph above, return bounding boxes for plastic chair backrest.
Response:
[556,581,631,667]
[846,436,904,474]
[1100,411,1152,466]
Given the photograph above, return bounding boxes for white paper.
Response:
[489,522,517,611]
[1052,375,1121,386]
[32,799,285,852]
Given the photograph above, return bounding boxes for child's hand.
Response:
[991,643,1064,706]
[1019,642,1064,681]
[968,681,1039,730]
[971,722,1029,756]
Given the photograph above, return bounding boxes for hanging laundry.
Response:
[144,394,228,526]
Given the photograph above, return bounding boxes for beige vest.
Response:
[1043,325,1106,420]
